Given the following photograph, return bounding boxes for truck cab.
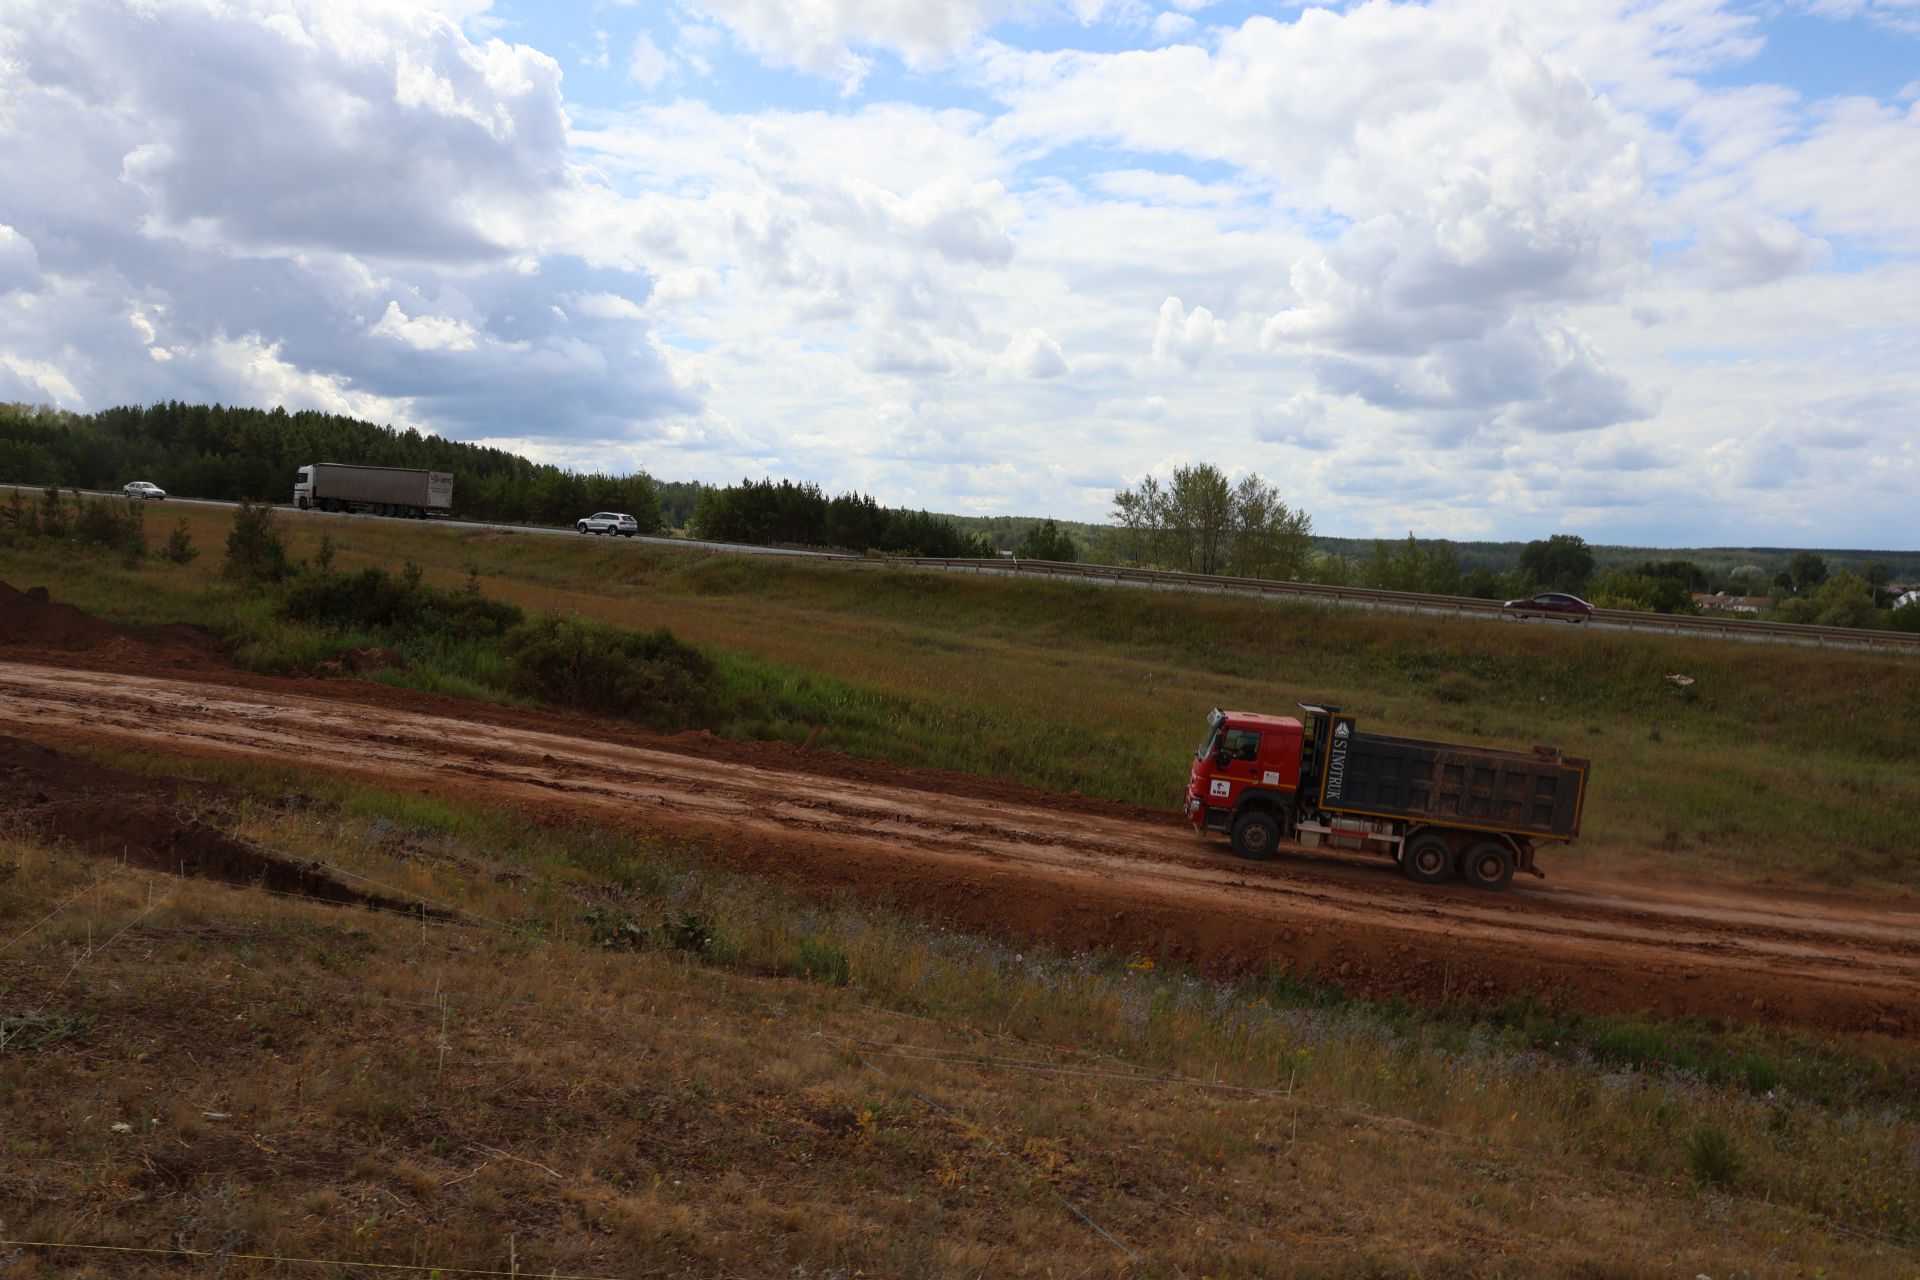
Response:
[1185,708,1305,856]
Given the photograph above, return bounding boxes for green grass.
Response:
[5,507,1920,888]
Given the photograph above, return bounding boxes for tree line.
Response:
[0,401,664,531]
[1100,466,1916,630]
[689,479,997,557]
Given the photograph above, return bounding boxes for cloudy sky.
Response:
[2,0,1916,544]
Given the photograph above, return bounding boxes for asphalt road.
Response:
[6,484,1910,654]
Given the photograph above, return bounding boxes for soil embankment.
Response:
[1,581,1914,1035]
[1,674,1914,1034]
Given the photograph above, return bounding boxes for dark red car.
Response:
[1502,591,1595,622]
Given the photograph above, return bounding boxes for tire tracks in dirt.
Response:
[2,658,1915,1036]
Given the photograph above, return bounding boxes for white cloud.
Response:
[1795,0,1920,35]
[629,32,671,87]
[369,300,482,351]
[1150,296,1221,367]
[1150,12,1195,41]
[0,0,692,444]
[0,353,83,407]
[990,4,1653,433]
[1681,213,1828,288]
[0,225,41,293]
[691,0,1017,79]
[1742,96,1920,250]
[1005,327,1070,377]
[1253,393,1329,447]
[3,0,1918,543]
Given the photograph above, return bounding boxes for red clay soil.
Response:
[0,581,226,671]
[0,579,1172,824]
[2,649,1916,1038]
[0,734,436,915]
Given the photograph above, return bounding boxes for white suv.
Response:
[123,481,167,500]
[576,511,639,537]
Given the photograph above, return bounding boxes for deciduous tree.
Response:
[1110,465,1312,579]
[1517,534,1595,594]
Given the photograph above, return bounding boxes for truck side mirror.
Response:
[1213,747,1233,770]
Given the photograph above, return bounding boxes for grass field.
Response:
[4,754,1917,1277]
[5,501,1917,891]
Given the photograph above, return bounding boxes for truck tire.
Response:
[1463,841,1515,891]
[1402,833,1454,885]
[1229,810,1281,861]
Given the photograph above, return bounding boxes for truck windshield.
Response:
[1196,728,1221,759]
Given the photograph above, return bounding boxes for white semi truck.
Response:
[293,464,452,519]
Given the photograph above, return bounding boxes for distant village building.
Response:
[1693,592,1769,614]
[1895,588,1920,610]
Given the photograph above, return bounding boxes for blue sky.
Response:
[2,0,1917,546]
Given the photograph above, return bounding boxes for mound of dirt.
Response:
[0,736,439,916]
[0,581,225,670]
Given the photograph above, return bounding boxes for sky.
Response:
[1,0,1917,545]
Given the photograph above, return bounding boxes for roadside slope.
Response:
[4,658,1913,1036]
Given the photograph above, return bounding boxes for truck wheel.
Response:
[1402,833,1454,885]
[1229,811,1281,861]
[1463,841,1515,891]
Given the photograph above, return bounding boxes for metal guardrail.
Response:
[880,557,1920,653]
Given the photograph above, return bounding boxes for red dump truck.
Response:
[1186,704,1588,890]
[293,464,452,519]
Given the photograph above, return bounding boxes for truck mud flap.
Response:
[1518,842,1546,879]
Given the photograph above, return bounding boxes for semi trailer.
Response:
[1187,704,1588,890]
[293,464,452,519]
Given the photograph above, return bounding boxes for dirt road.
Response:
[3,657,1915,1036]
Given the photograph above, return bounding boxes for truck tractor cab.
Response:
[293,466,313,510]
[1185,708,1307,858]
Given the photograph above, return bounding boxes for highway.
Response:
[6,484,1914,654]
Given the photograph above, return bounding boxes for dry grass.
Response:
[3,767,1917,1278]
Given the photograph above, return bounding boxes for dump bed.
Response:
[311,464,452,511]
[1316,715,1587,840]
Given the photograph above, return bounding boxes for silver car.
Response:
[576,511,639,537]
[123,480,167,500]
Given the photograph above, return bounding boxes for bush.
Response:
[279,566,522,642]
[224,499,291,583]
[785,936,852,986]
[159,518,198,565]
[0,490,29,535]
[37,486,71,538]
[71,496,147,564]
[1685,1123,1745,1189]
[503,613,716,730]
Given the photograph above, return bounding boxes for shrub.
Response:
[72,495,147,563]
[159,518,198,565]
[279,566,522,643]
[1685,1123,1745,1189]
[503,613,717,730]
[224,499,291,583]
[37,486,70,537]
[0,490,29,535]
[785,936,852,986]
